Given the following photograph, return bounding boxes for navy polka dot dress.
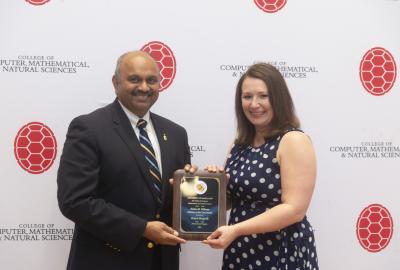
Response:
[223,130,318,270]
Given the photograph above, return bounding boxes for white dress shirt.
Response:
[118,101,163,177]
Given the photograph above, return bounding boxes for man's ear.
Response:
[112,75,118,91]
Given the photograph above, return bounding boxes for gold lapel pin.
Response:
[163,133,167,141]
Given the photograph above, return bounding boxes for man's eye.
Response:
[147,76,159,84]
[130,77,140,83]
[147,78,159,84]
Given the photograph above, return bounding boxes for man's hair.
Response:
[113,51,159,80]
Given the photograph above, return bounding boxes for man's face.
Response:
[113,54,160,117]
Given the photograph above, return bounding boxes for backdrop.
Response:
[0,0,399,269]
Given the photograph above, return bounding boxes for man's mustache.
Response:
[131,89,156,97]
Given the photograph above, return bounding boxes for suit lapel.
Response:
[111,100,161,205]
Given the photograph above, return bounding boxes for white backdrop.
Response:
[1,0,399,269]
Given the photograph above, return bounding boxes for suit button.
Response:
[147,242,154,249]
[155,214,160,219]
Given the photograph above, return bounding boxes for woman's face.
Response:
[241,77,273,131]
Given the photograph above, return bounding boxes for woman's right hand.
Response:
[202,225,238,249]
[205,165,225,173]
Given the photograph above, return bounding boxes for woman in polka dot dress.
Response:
[203,63,319,270]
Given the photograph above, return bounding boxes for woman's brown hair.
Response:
[235,63,300,146]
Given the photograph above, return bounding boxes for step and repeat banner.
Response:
[0,0,399,269]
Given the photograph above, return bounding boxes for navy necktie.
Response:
[137,119,162,201]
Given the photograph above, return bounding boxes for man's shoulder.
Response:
[71,102,114,126]
[150,112,186,132]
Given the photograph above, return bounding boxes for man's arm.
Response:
[57,117,147,251]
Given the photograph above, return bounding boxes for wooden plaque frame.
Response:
[172,170,227,241]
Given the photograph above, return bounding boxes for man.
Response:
[57,51,190,270]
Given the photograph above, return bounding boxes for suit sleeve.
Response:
[57,117,147,252]
[183,128,191,165]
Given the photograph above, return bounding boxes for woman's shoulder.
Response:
[230,142,245,154]
[283,127,303,135]
[269,127,303,145]
[278,128,313,153]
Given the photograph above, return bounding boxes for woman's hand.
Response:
[202,225,238,249]
[204,165,230,187]
[205,164,225,173]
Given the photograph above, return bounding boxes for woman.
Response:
[203,63,319,270]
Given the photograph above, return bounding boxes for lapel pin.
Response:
[163,133,167,141]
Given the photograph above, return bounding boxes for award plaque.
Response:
[172,170,227,241]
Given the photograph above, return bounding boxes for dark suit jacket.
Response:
[57,99,190,270]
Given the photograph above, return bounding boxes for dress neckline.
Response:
[250,141,269,150]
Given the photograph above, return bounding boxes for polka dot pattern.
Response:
[223,129,318,270]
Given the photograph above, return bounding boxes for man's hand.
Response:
[184,164,198,174]
[143,221,186,245]
[169,164,198,185]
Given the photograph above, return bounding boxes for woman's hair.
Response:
[235,63,300,146]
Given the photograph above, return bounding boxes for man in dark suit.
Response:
[57,51,191,270]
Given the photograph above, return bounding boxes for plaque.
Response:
[172,170,227,241]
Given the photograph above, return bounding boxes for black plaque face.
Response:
[173,170,226,241]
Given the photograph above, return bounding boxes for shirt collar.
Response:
[118,100,151,127]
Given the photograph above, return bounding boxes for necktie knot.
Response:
[137,118,147,129]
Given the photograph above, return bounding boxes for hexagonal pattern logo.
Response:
[359,47,397,96]
[356,204,393,252]
[254,0,287,13]
[14,122,57,174]
[25,0,50,5]
[141,41,176,91]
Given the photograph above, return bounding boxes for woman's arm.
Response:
[203,131,317,249]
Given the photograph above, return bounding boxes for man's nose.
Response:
[139,80,150,91]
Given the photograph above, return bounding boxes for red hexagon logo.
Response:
[359,47,397,96]
[141,41,176,91]
[25,0,50,5]
[254,0,287,13]
[14,122,57,174]
[356,204,393,252]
